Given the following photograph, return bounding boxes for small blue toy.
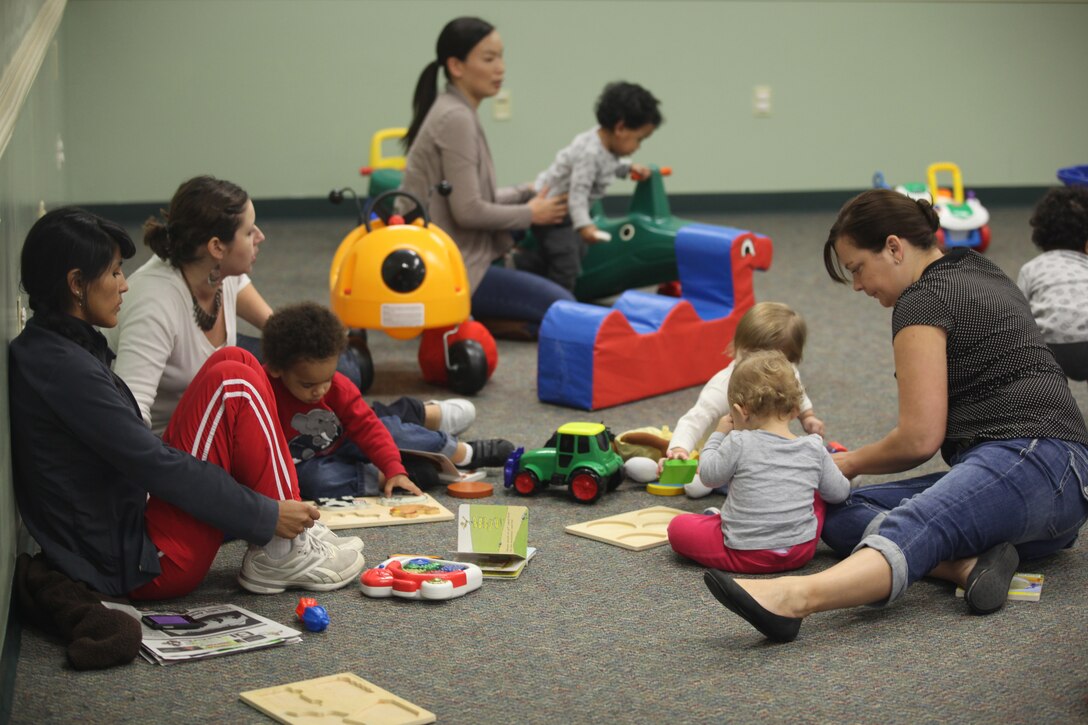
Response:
[301,605,330,633]
[295,597,330,632]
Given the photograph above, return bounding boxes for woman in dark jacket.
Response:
[10,208,365,599]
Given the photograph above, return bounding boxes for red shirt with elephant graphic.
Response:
[268,370,408,480]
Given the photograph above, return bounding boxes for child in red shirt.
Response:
[263,303,512,499]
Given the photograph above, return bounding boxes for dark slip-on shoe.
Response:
[703,569,802,643]
[964,542,1019,615]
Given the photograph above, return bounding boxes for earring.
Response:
[207,264,222,286]
[77,291,86,308]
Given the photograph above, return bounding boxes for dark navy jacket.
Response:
[9,315,278,596]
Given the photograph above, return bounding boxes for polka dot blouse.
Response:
[893,249,1088,461]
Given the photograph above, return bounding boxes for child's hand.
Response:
[579,224,607,244]
[659,447,689,474]
[800,414,826,437]
[715,415,734,435]
[630,163,651,181]
[383,474,423,498]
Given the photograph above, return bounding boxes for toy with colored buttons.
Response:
[295,597,330,632]
[826,441,847,454]
[359,556,483,601]
[647,458,698,496]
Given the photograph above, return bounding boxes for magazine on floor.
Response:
[104,601,302,665]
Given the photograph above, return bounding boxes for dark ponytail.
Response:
[403,16,495,150]
[824,188,940,283]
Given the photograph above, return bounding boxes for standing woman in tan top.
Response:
[401,17,571,339]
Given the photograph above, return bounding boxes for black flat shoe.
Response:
[964,542,1019,615]
[703,570,802,643]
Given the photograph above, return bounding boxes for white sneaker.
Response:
[311,520,364,553]
[430,398,476,436]
[238,530,366,594]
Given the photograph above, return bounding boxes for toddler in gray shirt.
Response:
[667,350,850,573]
[516,81,662,292]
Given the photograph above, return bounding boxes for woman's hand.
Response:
[275,500,320,538]
[528,186,568,225]
[383,474,423,498]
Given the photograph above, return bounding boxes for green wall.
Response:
[1,0,67,688]
[60,0,1088,206]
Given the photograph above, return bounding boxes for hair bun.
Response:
[915,198,940,232]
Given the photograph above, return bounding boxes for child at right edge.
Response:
[665,302,825,498]
[666,350,850,573]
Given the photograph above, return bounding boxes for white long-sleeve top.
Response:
[669,360,814,454]
[104,255,250,434]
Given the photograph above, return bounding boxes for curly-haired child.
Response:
[1017,186,1088,381]
[666,350,850,573]
[516,81,662,291]
[262,302,514,499]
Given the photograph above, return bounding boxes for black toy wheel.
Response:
[568,468,603,504]
[606,469,624,492]
[513,470,541,496]
[446,339,488,395]
[345,338,374,394]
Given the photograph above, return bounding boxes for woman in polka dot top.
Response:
[701,188,1088,643]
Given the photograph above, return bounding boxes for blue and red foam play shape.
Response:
[537,223,773,410]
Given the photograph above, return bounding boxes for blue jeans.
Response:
[379,415,456,458]
[296,440,381,499]
[472,264,575,322]
[822,438,1088,603]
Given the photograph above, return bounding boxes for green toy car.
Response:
[503,422,624,504]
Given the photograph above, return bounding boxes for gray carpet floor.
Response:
[10,201,1088,724]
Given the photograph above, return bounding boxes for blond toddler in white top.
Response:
[665,302,826,497]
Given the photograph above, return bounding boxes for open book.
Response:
[105,601,302,665]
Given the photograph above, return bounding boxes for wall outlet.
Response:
[493,88,511,121]
[753,85,772,117]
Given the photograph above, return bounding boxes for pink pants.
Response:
[130,348,299,600]
[667,495,827,574]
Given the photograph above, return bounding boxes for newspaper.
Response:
[105,601,302,665]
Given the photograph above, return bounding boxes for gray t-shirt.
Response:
[699,430,850,551]
[535,127,631,229]
[1017,249,1088,345]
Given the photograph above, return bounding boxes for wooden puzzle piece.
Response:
[240,672,436,724]
[306,493,453,530]
[564,506,686,551]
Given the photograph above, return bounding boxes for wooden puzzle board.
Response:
[565,506,686,551]
[240,672,436,724]
[308,494,454,530]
